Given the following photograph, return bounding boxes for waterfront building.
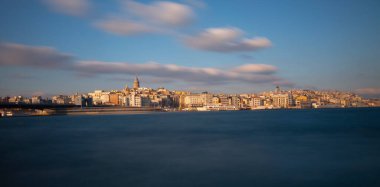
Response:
[52,95,70,104]
[294,95,310,108]
[295,100,311,109]
[109,93,119,105]
[228,96,241,108]
[171,95,180,108]
[211,96,220,105]
[121,96,129,107]
[341,100,351,107]
[0,97,10,104]
[129,93,141,107]
[219,95,229,106]
[200,92,213,106]
[88,90,105,105]
[100,92,110,104]
[141,96,151,107]
[272,94,290,108]
[251,97,263,108]
[31,96,42,104]
[129,93,151,107]
[73,94,93,107]
[178,94,186,109]
[184,94,204,108]
[240,97,250,109]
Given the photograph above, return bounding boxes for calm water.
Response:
[1,108,380,187]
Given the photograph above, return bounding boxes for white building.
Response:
[88,90,105,105]
[272,94,290,108]
[100,92,110,104]
[184,94,204,107]
[31,96,42,104]
[250,97,263,108]
[129,93,141,107]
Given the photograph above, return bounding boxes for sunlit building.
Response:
[272,94,290,108]
[211,96,220,105]
[250,97,263,108]
[109,93,119,105]
[184,94,204,107]
[31,96,42,104]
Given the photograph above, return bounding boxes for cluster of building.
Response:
[0,94,92,106]
[179,86,379,111]
[1,77,379,111]
[0,77,180,109]
[86,77,179,108]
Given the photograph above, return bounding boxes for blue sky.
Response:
[0,0,379,97]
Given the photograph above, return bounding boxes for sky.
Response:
[0,0,380,97]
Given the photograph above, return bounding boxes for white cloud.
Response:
[94,19,156,35]
[43,0,90,17]
[94,1,195,35]
[183,27,271,52]
[124,0,194,27]
[232,64,277,74]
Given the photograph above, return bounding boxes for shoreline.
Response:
[1,107,379,118]
[0,107,163,118]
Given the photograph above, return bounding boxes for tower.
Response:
[133,76,140,89]
[275,85,280,93]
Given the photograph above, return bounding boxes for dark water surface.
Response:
[1,108,380,187]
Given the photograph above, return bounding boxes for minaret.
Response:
[133,76,140,89]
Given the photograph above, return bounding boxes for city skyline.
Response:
[3,75,378,112]
[1,0,380,98]
[0,75,376,99]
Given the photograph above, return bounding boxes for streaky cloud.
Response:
[124,0,194,27]
[0,42,74,68]
[94,1,195,35]
[355,88,380,95]
[74,61,279,84]
[232,64,277,74]
[42,0,90,17]
[0,42,286,86]
[183,27,271,52]
[94,18,156,35]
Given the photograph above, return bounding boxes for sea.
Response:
[1,108,380,187]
